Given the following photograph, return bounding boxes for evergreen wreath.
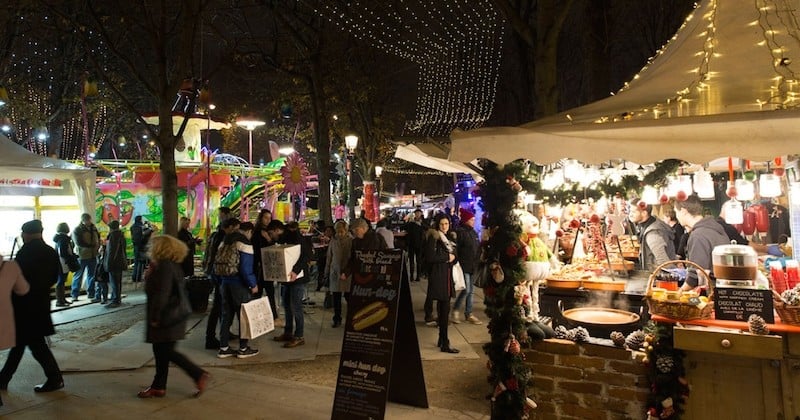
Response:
[477,161,535,419]
[643,323,690,419]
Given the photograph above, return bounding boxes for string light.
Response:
[313,0,504,137]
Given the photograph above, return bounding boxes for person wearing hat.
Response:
[103,220,128,308]
[452,208,483,325]
[0,220,65,393]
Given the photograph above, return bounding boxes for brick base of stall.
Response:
[525,339,649,420]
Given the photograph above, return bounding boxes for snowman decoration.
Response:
[517,210,560,339]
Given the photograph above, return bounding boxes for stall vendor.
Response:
[674,195,729,291]
[628,198,676,271]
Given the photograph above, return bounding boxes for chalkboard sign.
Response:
[331,249,427,420]
[714,287,775,323]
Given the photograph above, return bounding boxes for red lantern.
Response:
[741,210,756,235]
[751,204,769,232]
[659,194,669,204]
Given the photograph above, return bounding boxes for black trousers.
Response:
[332,292,349,323]
[151,341,203,389]
[436,298,451,347]
[205,283,222,340]
[0,336,62,383]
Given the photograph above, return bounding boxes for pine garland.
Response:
[477,161,533,419]
[644,323,690,419]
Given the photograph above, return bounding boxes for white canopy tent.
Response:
[0,135,95,215]
[449,0,800,165]
[394,142,483,181]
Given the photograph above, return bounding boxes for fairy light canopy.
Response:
[314,0,505,137]
[450,0,800,166]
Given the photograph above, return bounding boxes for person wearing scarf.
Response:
[424,213,459,353]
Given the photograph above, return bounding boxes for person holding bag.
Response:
[103,220,127,308]
[425,213,460,354]
[53,223,78,307]
[138,234,208,398]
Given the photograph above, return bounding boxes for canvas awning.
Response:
[449,0,800,165]
[394,142,483,180]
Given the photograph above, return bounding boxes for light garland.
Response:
[312,0,504,137]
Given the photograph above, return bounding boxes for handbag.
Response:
[239,296,274,339]
[473,262,490,289]
[66,255,81,272]
[452,262,466,291]
[160,275,192,327]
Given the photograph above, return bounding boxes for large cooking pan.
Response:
[557,300,642,338]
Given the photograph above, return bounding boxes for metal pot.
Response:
[557,300,642,338]
[712,242,758,281]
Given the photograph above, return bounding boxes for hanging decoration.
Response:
[644,323,690,419]
[280,152,310,195]
[477,161,534,420]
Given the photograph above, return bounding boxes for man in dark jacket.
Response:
[71,213,101,302]
[452,209,482,325]
[202,206,231,349]
[0,220,64,392]
[628,199,676,271]
[131,215,146,283]
[675,195,730,290]
[177,216,200,277]
[402,209,425,281]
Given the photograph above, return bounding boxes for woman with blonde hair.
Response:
[138,234,208,398]
[325,221,352,327]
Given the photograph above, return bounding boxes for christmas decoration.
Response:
[478,161,533,420]
[748,314,770,335]
[610,331,626,347]
[644,323,690,419]
[572,327,590,343]
[625,330,646,351]
[554,325,569,339]
[280,152,310,195]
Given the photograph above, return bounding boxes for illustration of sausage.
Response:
[351,301,389,331]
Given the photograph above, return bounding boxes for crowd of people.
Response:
[0,203,485,401]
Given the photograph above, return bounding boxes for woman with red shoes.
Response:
[138,234,209,398]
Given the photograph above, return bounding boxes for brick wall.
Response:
[525,339,648,420]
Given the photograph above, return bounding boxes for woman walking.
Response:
[325,221,352,327]
[138,234,208,398]
[425,213,459,353]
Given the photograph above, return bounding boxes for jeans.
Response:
[453,272,474,316]
[56,271,69,303]
[282,282,304,338]
[150,341,203,390]
[109,270,123,304]
[0,336,62,384]
[219,281,252,349]
[71,257,97,299]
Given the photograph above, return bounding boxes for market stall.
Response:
[0,135,94,256]
[448,0,800,418]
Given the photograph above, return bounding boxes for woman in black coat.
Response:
[138,234,208,398]
[425,213,459,353]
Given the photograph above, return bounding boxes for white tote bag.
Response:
[452,262,466,291]
[239,296,275,340]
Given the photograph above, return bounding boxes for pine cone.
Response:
[656,356,675,373]
[565,328,577,341]
[610,331,626,347]
[572,327,590,342]
[781,287,800,306]
[554,325,569,339]
[748,314,770,335]
[625,330,646,351]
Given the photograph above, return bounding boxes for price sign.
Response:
[714,287,774,323]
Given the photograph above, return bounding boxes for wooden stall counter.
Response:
[651,314,800,419]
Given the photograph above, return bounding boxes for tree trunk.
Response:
[159,130,178,236]
[309,56,333,225]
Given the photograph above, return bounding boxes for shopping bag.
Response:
[239,296,274,339]
[453,262,466,291]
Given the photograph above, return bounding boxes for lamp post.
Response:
[374,165,383,221]
[205,104,215,243]
[236,117,265,165]
[345,134,359,221]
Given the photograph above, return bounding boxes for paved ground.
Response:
[0,279,491,419]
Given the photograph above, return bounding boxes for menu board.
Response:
[714,287,775,324]
[331,250,427,420]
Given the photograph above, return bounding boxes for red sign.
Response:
[0,177,63,189]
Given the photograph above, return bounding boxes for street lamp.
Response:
[345,134,359,220]
[374,165,383,221]
[236,117,265,165]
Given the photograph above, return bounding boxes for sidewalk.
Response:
[0,279,491,419]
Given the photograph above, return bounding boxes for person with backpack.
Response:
[201,206,231,350]
[215,220,259,359]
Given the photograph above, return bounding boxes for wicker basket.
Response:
[773,290,800,325]
[646,260,714,321]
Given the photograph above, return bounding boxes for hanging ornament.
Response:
[693,169,715,199]
[505,333,521,355]
[675,190,688,202]
[659,193,670,204]
[491,381,507,401]
[760,173,781,197]
[490,262,505,283]
[743,170,757,182]
[722,200,744,225]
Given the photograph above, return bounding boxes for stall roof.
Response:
[450,0,800,165]
[394,142,483,180]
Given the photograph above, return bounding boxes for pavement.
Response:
[0,278,491,419]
